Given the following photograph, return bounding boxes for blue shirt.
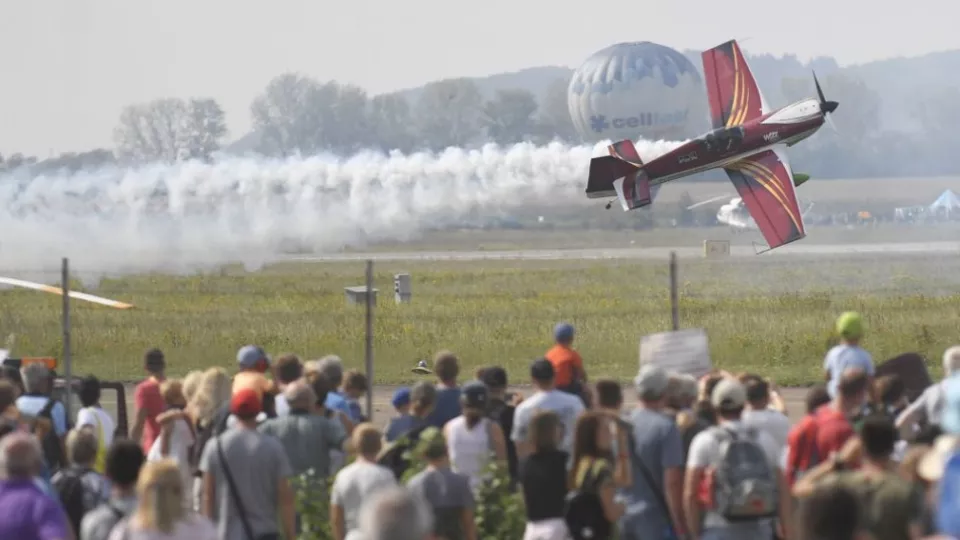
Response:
[345,399,364,423]
[618,407,683,539]
[426,386,462,428]
[823,344,875,398]
[384,414,426,442]
[15,396,67,436]
[324,391,351,416]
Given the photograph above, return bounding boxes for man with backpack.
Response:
[16,363,67,472]
[80,439,145,540]
[684,377,791,540]
[377,381,437,480]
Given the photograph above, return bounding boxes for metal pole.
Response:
[669,251,679,331]
[61,257,73,420]
[364,260,374,419]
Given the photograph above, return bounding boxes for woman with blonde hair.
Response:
[185,367,232,510]
[108,459,216,539]
[181,370,204,404]
[188,368,232,427]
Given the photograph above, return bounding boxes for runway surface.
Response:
[286,241,960,262]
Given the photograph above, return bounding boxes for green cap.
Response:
[836,311,864,339]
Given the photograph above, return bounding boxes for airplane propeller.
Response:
[813,71,839,115]
[813,71,839,134]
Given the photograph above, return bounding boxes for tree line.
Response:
[4,69,960,178]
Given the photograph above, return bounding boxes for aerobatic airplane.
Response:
[585,39,839,252]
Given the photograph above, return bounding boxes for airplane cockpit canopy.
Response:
[699,126,745,153]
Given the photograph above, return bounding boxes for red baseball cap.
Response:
[230,388,262,417]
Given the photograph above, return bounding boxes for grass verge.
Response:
[3,256,959,385]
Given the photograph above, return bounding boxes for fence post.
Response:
[364,260,374,419]
[61,257,73,420]
[669,251,679,331]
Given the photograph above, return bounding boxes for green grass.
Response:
[4,255,960,385]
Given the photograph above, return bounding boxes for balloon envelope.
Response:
[568,42,708,143]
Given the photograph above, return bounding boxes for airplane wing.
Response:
[723,146,805,250]
[0,276,134,309]
[702,40,770,129]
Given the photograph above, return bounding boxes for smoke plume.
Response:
[0,139,684,281]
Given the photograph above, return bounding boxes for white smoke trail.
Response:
[0,139,684,281]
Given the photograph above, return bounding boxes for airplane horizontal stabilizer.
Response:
[585,139,645,199]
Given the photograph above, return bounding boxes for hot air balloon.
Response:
[568,42,708,143]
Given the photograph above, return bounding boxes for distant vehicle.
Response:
[585,39,839,253]
[0,355,129,437]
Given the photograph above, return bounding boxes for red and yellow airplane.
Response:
[585,39,838,252]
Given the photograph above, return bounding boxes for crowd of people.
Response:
[0,314,959,539]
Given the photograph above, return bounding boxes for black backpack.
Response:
[564,459,612,540]
[26,397,66,472]
[189,402,231,476]
[53,466,92,536]
[377,423,431,480]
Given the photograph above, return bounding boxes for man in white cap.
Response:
[897,345,960,436]
[684,378,791,540]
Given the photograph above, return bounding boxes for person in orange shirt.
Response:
[544,323,590,406]
[232,345,277,415]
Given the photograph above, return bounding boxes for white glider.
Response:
[0,276,134,309]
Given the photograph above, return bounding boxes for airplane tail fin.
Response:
[585,140,653,210]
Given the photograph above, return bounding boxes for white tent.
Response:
[930,189,960,213]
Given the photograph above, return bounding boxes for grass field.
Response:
[4,253,960,386]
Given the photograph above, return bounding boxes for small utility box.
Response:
[344,286,378,306]
[394,273,412,304]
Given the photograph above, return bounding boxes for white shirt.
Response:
[148,417,196,492]
[687,420,781,533]
[446,417,493,492]
[76,406,116,450]
[511,389,585,453]
[331,460,396,540]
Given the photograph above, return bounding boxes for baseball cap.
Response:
[836,312,864,340]
[461,381,489,409]
[711,378,747,411]
[530,358,555,381]
[231,387,262,417]
[391,387,411,408]
[480,366,508,388]
[554,323,575,343]
[237,345,269,369]
[633,364,669,396]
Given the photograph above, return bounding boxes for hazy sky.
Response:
[3,0,958,156]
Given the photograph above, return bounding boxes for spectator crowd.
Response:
[0,314,959,539]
